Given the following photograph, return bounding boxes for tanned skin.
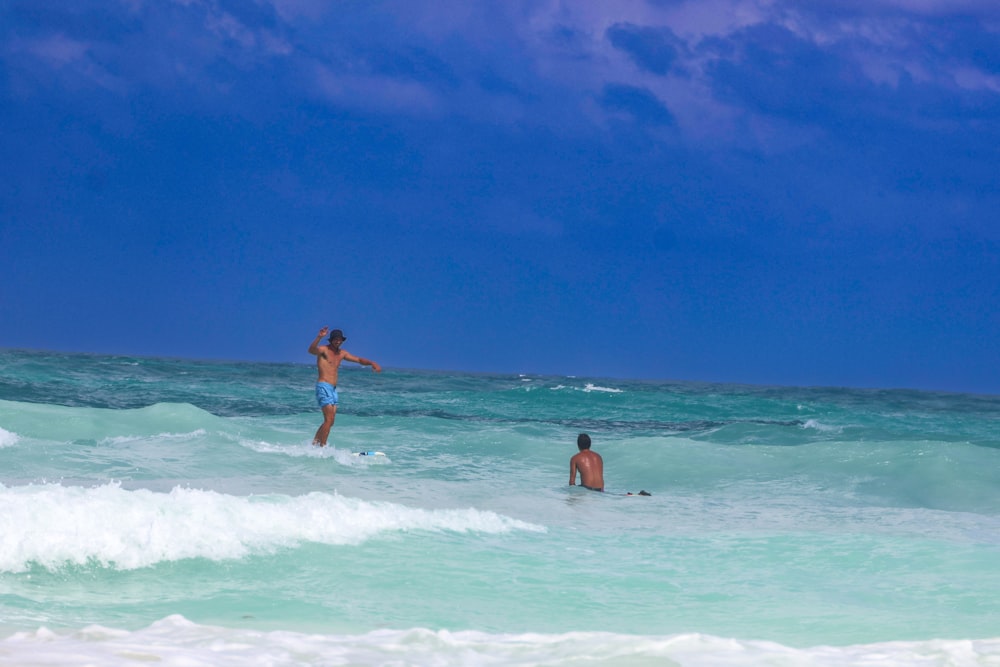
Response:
[308,326,381,446]
[569,433,605,492]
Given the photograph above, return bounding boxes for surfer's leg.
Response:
[313,404,338,446]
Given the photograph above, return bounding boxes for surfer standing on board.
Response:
[569,433,605,492]
[308,326,381,446]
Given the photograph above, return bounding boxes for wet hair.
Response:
[577,433,591,450]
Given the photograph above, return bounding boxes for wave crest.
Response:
[0,482,545,572]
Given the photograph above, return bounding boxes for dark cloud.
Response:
[359,46,460,88]
[599,83,675,126]
[2,0,141,41]
[703,15,1000,130]
[606,22,684,76]
[215,0,280,31]
[704,23,871,120]
[785,0,1000,19]
[476,68,523,96]
[924,15,1000,75]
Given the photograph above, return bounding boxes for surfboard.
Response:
[352,450,387,458]
[570,486,651,496]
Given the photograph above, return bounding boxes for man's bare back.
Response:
[569,433,604,491]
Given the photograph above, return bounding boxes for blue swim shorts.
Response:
[315,382,339,407]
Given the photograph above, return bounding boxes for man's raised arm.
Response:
[308,327,329,355]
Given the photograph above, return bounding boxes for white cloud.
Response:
[8,33,126,94]
[15,33,90,67]
[312,63,441,114]
[951,66,1000,93]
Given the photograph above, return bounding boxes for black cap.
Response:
[329,329,347,342]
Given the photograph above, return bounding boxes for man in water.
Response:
[569,433,605,492]
[308,326,382,446]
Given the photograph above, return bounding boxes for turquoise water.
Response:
[2,348,1000,665]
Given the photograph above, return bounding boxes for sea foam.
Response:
[0,482,545,572]
[0,427,18,448]
[2,616,999,667]
[583,383,623,393]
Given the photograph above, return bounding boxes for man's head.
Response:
[328,329,347,345]
[577,433,591,450]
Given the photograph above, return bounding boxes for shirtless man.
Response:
[569,433,605,492]
[308,326,381,446]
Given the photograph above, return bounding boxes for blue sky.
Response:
[2,0,998,393]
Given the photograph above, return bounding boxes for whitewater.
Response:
[1,348,999,666]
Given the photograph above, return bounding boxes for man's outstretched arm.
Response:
[344,351,381,372]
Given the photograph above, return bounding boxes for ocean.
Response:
[1,348,999,666]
